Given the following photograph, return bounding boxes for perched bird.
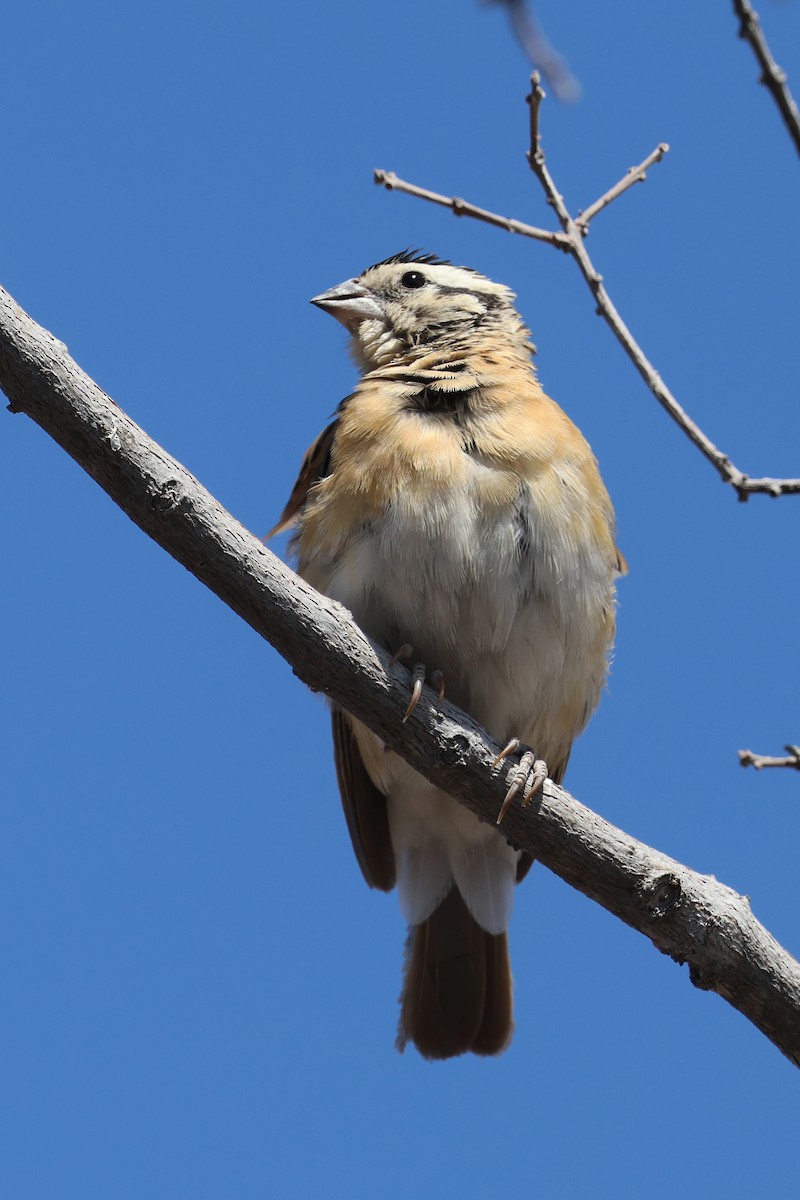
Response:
[272,251,623,1060]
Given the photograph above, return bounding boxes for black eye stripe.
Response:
[430,285,502,309]
[401,270,426,289]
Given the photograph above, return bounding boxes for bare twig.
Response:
[733,0,800,158]
[576,143,670,234]
[374,76,800,500]
[526,73,800,500]
[739,745,800,772]
[373,170,569,249]
[2,281,800,1066]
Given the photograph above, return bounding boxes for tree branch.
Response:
[732,0,800,158]
[373,170,569,249]
[576,143,669,235]
[374,76,800,500]
[739,745,800,772]
[2,281,800,1065]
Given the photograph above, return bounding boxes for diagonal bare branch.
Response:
[1,279,800,1066]
[374,76,800,500]
[524,73,800,499]
[577,143,670,234]
[733,0,800,158]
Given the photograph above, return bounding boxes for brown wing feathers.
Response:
[267,418,338,539]
[331,711,395,892]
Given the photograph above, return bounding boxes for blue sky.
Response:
[2,2,799,1196]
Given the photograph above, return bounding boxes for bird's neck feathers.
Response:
[350,310,535,378]
[360,327,537,396]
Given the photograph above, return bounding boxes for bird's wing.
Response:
[266,417,339,539]
[269,411,395,890]
[332,709,395,892]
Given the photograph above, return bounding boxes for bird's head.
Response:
[311,251,529,370]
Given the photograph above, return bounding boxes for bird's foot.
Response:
[493,739,548,824]
[390,645,445,722]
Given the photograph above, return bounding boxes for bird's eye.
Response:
[401,271,426,289]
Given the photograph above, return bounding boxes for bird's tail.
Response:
[397,887,513,1060]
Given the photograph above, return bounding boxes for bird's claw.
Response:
[495,747,548,824]
[393,646,446,723]
[402,663,426,723]
[492,737,521,769]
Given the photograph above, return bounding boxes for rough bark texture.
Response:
[2,282,799,1067]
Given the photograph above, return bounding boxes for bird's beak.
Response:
[311,279,384,331]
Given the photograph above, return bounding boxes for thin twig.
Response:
[374,76,800,500]
[2,280,800,1066]
[739,745,800,772]
[373,170,569,249]
[733,0,800,158]
[577,143,670,234]
[525,73,800,499]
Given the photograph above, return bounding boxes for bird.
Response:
[271,250,624,1060]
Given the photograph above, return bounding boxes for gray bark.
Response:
[1,281,799,1067]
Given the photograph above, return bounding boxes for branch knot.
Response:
[151,479,186,514]
[640,871,683,920]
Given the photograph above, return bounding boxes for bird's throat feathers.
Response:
[349,308,535,374]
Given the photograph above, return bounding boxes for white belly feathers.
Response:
[313,459,611,935]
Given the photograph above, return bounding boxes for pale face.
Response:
[311,253,523,369]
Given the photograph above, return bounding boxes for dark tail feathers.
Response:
[398,888,513,1060]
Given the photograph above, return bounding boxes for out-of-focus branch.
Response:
[2,279,800,1067]
[374,75,800,501]
[485,0,580,103]
[733,0,800,158]
[739,745,800,772]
